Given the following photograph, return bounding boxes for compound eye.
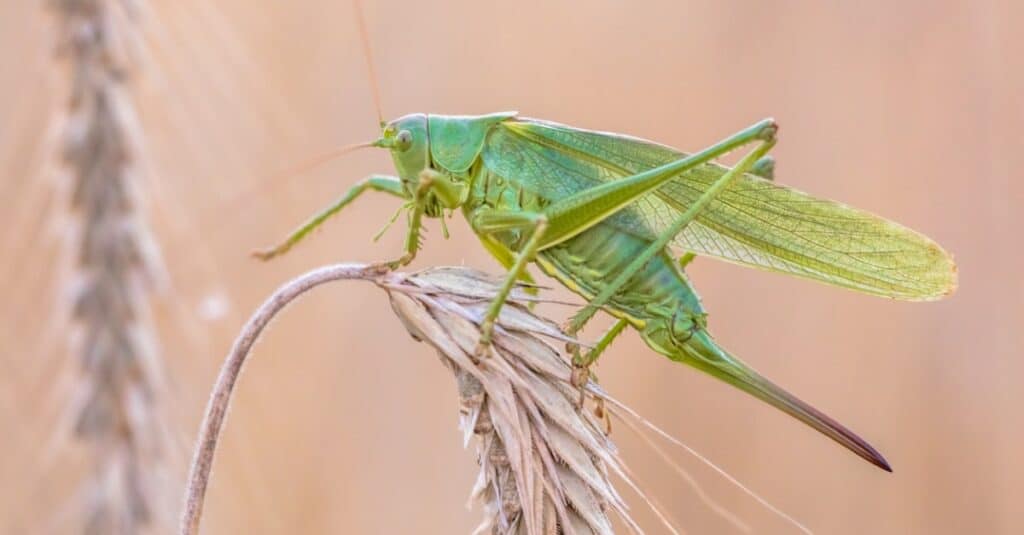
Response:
[395,130,413,151]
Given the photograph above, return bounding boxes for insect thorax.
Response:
[455,165,547,251]
[471,166,546,211]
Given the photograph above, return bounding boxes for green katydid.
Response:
[252,12,956,473]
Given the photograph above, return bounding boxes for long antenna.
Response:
[267,141,375,183]
[217,141,374,220]
[353,0,384,126]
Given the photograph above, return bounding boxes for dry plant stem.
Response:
[181,263,386,535]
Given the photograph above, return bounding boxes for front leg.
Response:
[253,175,406,260]
[382,169,466,270]
[470,209,549,358]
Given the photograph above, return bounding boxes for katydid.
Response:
[253,16,955,475]
[253,111,956,471]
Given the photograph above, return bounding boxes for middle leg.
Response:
[470,208,549,358]
[252,174,406,260]
[382,169,468,270]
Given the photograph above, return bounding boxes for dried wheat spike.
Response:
[182,265,664,535]
[383,268,641,535]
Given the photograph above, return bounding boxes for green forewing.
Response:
[480,118,956,300]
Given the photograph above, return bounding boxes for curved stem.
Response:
[180,263,387,535]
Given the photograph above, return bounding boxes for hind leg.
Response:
[570,318,629,430]
[566,130,777,338]
[470,209,549,358]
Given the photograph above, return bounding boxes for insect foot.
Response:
[570,362,589,389]
[250,245,287,261]
[593,398,613,435]
[374,252,415,272]
[570,363,591,408]
[474,321,496,360]
[473,341,492,360]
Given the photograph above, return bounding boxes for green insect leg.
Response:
[252,175,407,260]
[570,318,628,417]
[684,159,763,281]
[470,209,549,357]
[569,133,778,363]
[535,119,778,249]
[383,169,467,269]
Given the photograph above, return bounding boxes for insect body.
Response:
[255,112,956,471]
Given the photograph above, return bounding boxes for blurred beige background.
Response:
[2,0,1022,533]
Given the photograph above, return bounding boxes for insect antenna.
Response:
[353,0,384,127]
[206,140,375,234]
[218,1,383,213]
[265,141,375,184]
[192,2,387,249]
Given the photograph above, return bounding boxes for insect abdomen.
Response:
[535,222,706,352]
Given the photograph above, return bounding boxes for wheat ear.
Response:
[182,264,656,535]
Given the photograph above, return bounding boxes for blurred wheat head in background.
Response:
[47,0,171,532]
